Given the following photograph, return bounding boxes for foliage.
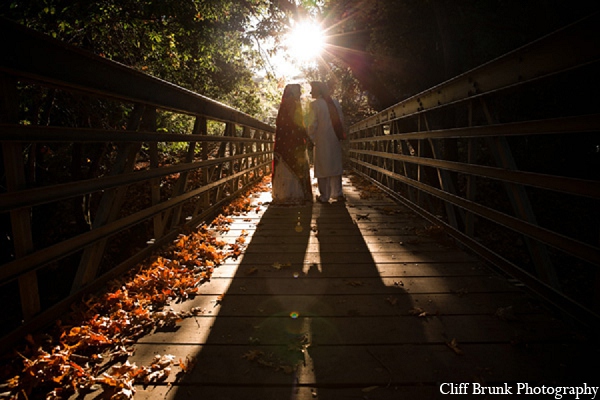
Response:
[0,0,292,118]
[314,0,598,110]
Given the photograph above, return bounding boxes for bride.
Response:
[271,84,313,205]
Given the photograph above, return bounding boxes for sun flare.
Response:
[286,21,325,63]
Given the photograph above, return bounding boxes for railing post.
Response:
[376,125,385,186]
[0,73,41,321]
[193,117,210,218]
[596,232,600,311]
[265,129,275,176]
[399,139,417,203]
[417,116,422,202]
[70,103,146,293]
[254,130,262,176]
[464,101,477,237]
[169,116,204,229]
[240,126,251,187]
[419,113,461,229]
[144,107,168,238]
[215,123,231,202]
[479,99,560,288]
[231,124,241,193]
[390,122,400,193]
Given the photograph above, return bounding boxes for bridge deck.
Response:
[129,173,596,400]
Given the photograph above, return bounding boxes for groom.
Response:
[306,81,345,203]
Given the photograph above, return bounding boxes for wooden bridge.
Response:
[1,12,599,399]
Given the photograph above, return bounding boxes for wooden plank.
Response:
[241,241,462,254]
[185,275,518,296]
[135,385,440,400]
[128,342,595,387]
[220,229,442,245]
[138,314,571,346]
[150,291,538,317]
[215,262,490,278]
[235,250,477,264]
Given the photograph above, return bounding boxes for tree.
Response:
[314,0,598,110]
[0,0,296,118]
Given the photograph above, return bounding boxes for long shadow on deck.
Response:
[166,199,419,399]
[132,178,599,400]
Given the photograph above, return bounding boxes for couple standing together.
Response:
[271,81,345,206]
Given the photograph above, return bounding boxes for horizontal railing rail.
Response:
[0,154,270,212]
[0,20,272,132]
[0,18,274,352]
[348,12,600,330]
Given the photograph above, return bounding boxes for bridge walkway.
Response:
[125,172,595,400]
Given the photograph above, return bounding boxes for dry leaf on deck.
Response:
[362,386,379,393]
[345,280,365,287]
[446,338,463,355]
[408,307,428,317]
[272,262,291,270]
[242,350,264,361]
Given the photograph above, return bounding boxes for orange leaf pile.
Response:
[0,177,270,399]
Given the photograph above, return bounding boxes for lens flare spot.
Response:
[290,311,299,319]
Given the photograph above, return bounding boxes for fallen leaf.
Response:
[345,280,365,287]
[242,350,264,361]
[362,386,379,393]
[446,338,463,355]
[151,354,175,369]
[408,307,428,317]
[246,267,258,275]
[495,306,518,321]
[190,307,205,315]
[279,365,294,374]
[144,368,170,384]
[272,262,291,270]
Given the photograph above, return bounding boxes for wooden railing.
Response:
[0,18,274,350]
[347,12,600,329]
